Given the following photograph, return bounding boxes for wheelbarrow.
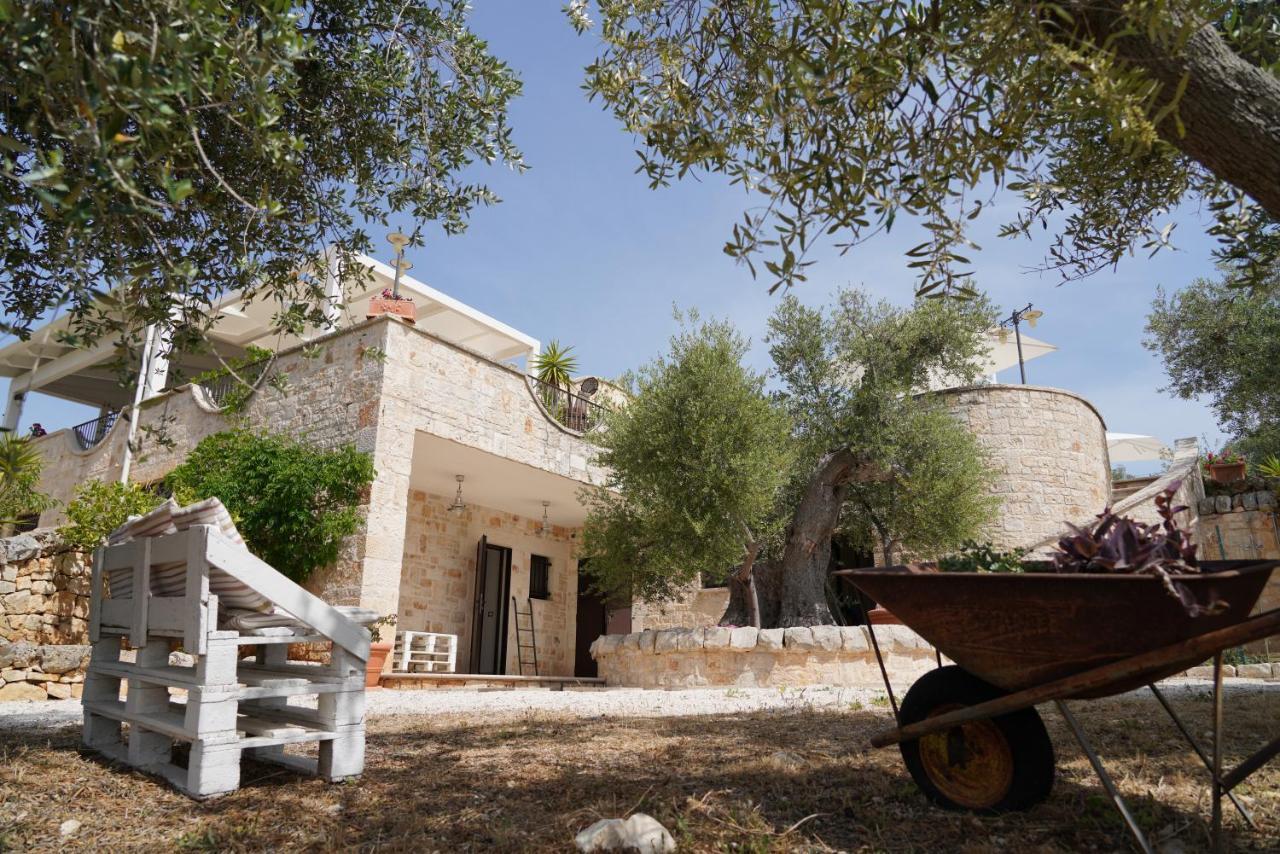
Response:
[834,559,1280,853]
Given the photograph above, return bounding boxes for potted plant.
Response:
[366,288,416,324]
[1202,448,1246,484]
[365,614,397,688]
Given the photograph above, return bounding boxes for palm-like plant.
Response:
[0,432,54,533]
[531,340,578,418]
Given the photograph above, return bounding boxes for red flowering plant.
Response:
[378,287,413,303]
[1201,447,1245,473]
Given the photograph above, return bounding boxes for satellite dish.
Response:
[579,377,600,396]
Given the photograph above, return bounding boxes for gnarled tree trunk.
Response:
[775,449,888,627]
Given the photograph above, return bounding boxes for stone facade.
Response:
[937,385,1110,551]
[590,624,939,689]
[398,489,579,676]
[25,317,606,677]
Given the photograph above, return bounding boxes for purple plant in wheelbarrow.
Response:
[1050,481,1226,616]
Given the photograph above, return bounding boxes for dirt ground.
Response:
[1,688,1276,852]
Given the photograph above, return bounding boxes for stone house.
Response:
[0,256,630,679]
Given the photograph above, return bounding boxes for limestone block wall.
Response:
[631,585,730,632]
[590,624,938,689]
[936,385,1110,551]
[1198,508,1280,654]
[398,489,580,676]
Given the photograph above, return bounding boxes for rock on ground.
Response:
[575,814,676,853]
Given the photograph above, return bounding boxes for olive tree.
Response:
[764,290,998,625]
[578,314,793,627]
[2,0,523,360]
[571,1,1280,295]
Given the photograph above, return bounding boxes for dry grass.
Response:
[1,688,1276,853]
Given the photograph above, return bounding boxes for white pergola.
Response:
[0,253,539,431]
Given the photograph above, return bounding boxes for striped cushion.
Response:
[105,497,270,613]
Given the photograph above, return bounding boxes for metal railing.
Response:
[72,411,119,450]
[527,375,607,433]
[198,359,268,410]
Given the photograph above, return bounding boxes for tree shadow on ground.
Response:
[4,698,1274,852]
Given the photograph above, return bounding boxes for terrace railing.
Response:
[527,375,607,433]
[72,411,119,451]
[198,359,269,411]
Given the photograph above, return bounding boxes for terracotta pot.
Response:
[866,605,902,625]
[366,641,393,688]
[366,297,416,324]
[1209,462,1246,484]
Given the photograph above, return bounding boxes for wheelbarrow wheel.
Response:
[898,665,1054,813]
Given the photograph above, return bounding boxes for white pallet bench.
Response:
[82,525,371,799]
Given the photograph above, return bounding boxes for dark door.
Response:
[470,538,512,675]
[574,566,630,677]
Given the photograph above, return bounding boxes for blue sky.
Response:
[8,3,1227,473]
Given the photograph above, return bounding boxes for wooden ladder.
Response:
[512,597,539,676]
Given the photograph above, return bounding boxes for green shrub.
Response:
[60,480,162,550]
[166,429,375,584]
[937,541,1028,574]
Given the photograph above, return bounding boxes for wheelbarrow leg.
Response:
[1054,700,1155,854]
[1148,681,1255,830]
[1211,653,1225,854]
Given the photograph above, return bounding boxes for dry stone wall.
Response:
[630,584,730,632]
[590,624,939,689]
[0,530,92,700]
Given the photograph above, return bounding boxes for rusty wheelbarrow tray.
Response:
[833,560,1280,854]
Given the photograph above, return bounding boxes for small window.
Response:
[530,554,551,600]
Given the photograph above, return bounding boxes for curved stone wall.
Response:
[590,625,939,689]
[935,384,1110,551]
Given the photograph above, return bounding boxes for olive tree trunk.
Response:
[775,449,888,628]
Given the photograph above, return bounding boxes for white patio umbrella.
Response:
[1106,432,1168,462]
[925,329,1058,390]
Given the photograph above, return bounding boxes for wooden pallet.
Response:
[82,525,370,799]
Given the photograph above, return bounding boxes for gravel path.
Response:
[2,678,1274,731]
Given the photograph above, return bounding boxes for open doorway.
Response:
[575,564,631,677]
[470,537,512,675]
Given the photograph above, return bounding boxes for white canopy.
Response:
[1106,432,1168,462]
[925,328,1058,390]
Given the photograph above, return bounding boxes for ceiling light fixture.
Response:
[538,501,551,536]
[448,475,467,514]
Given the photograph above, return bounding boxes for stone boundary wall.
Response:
[0,531,93,700]
[590,625,940,689]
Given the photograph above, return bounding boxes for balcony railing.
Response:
[528,375,607,433]
[72,411,119,450]
[198,359,269,411]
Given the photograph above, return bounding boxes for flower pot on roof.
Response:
[367,288,416,324]
[1203,448,1246,484]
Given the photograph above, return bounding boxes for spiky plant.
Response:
[531,340,578,417]
[0,432,54,533]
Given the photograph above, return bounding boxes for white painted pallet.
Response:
[393,630,458,673]
[82,525,371,799]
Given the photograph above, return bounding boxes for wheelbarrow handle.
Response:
[870,608,1280,748]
